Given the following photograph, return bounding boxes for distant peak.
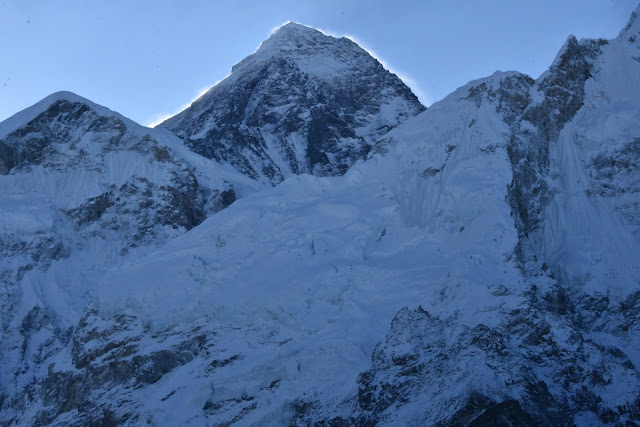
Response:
[41,90,93,105]
[270,21,324,37]
[230,21,359,75]
[263,21,333,47]
[619,4,640,38]
[0,90,131,139]
[0,91,90,138]
[276,21,312,30]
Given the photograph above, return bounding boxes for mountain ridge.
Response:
[0,91,130,140]
[159,22,425,184]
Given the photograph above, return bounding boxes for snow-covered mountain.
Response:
[0,91,261,425]
[160,22,425,184]
[1,8,640,426]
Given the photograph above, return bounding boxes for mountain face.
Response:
[160,22,425,184]
[0,91,250,269]
[0,92,259,425]
[1,9,640,426]
[319,14,640,425]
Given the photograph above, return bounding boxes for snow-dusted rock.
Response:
[0,92,258,425]
[160,22,425,184]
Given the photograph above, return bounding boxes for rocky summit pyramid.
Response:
[160,22,425,184]
[1,8,640,426]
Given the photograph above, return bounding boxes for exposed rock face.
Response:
[301,298,638,425]
[20,310,211,426]
[0,96,213,303]
[457,35,611,271]
[506,37,609,269]
[588,138,640,235]
[161,22,425,184]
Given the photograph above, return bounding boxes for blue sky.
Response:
[1,0,638,126]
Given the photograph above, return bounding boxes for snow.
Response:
[0,91,138,139]
[0,92,267,346]
[2,12,640,426]
[231,22,363,81]
[0,193,55,234]
[535,21,640,299]
[87,79,529,423]
[619,4,640,38]
[158,18,424,186]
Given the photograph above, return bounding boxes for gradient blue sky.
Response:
[1,0,638,126]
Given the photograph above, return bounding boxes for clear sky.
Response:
[1,0,638,126]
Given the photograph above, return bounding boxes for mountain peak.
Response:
[0,91,91,139]
[270,21,322,36]
[162,20,424,184]
[41,90,89,104]
[0,91,132,140]
[230,21,362,76]
[619,4,640,38]
[260,21,334,53]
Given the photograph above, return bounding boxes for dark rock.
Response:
[161,26,424,184]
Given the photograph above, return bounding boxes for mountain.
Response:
[0,91,260,425]
[0,90,256,264]
[160,22,425,184]
[1,8,640,426]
